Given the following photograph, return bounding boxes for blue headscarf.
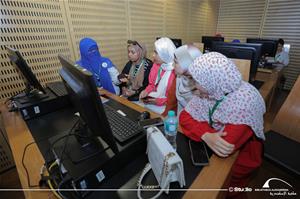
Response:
[76,37,116,94]
[232,39,241,43]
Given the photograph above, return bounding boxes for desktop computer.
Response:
[6,46,70,120]
[48,55,146,198]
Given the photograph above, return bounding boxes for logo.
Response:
[255,178,297,197]
[262,178,293,188]
[102,62,108,68]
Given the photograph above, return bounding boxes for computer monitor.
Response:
[202,36,224,52]
[156,37,182,48]
[6,46,46,94]
[212,42,262,82]
[58,55,119,158]
[246,38,278,57]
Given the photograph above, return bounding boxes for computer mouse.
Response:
[139,111,150,121]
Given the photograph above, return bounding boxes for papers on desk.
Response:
[265,57,275,64]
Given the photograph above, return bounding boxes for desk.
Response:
[256,66,284,111]
[1,90,237,199]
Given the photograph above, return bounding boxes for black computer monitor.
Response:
[212,42,262,82]
[58,55,119,158]
[246,38,278,57]
[202,36,224,52]
[156,37,182,48]
[6,46,46,94]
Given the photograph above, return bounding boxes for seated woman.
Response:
[76,37,121,95]
[162,44,202,116]
[119,40,153,101]
[275,38,289,67]
[179,52,266,198]
[139,37,176,114]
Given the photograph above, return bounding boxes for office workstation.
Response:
[1,1,300,199]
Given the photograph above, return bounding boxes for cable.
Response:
[22,141,40,187]
[57,120,80,179]
[47,179,63,199]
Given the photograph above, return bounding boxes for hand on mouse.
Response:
[143,97,156,105]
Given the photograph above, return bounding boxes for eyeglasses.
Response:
[127,40,142,49]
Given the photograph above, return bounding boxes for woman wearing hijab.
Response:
[76,37,121,95]
[161,44,202,116]
[139,37,176,114]
[119,40,153,101]
[179,52,265,198]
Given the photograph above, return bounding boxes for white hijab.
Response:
[174,45,202,113]
[185,52,266,140]
[148,37,176,99]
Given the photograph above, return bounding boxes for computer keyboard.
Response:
[103,104,144,143]
[47,81,68,97]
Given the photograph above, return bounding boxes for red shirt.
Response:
[179,110,263,189]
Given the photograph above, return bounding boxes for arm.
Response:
[221,124,253,152]
[179,110,216,141]
[155,71,176,106]
[145,64,159,94]
[162,78,177,117]
[108,67,121,85]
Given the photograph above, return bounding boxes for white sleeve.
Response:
[283,52,289,66]
[108,67,121,85]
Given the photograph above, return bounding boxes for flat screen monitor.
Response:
[212,42,262,82]
[58,55,119,156]
[6,46,46,94]
[246,38,278,57]
[202,36,224,52]
[156,37,182,48]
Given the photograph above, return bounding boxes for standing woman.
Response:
[76,37,121,95]
[119,40,153,101]
[139,37,176,114]
[180,52,266,198]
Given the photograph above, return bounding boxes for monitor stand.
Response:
[50,121,112,165]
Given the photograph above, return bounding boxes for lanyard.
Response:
[208,95,226,126]
[156,67,163,85]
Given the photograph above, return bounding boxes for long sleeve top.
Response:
[145,63,176,106]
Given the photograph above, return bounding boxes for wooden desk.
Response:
[1,90,237,199]
[256,66,284,111]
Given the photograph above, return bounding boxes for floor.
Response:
[0,89,299,199]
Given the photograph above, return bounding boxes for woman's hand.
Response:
[201,132,235,157]
[119,74,129,83]
[122,87,135,97]
[143,97,156,105]
[139,90,148,99]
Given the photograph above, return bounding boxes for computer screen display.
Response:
[58,55,119,154]
[6,46,46,94]
[212,42,262,81]
[246,38,278,57]
[156,37,182,48]
[202,36,224,52]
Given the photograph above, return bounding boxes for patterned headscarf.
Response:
[185,52,266,140]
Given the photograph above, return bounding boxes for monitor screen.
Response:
[202,36,224,52]
[58,55,119,155]
[156,37,182,48]
[6,46,46,94]
[246,38,278,57]
[212,42,262,82]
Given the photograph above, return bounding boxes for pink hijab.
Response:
[185,52,266,140]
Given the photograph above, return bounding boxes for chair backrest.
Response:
[231,58,251,82]
[271,75,300,142]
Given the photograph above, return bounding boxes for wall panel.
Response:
[0,0,220,101]
[0,0,74,99]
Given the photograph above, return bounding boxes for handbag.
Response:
[137,126,185,199]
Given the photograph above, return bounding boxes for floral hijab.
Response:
[185,52,266,140]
